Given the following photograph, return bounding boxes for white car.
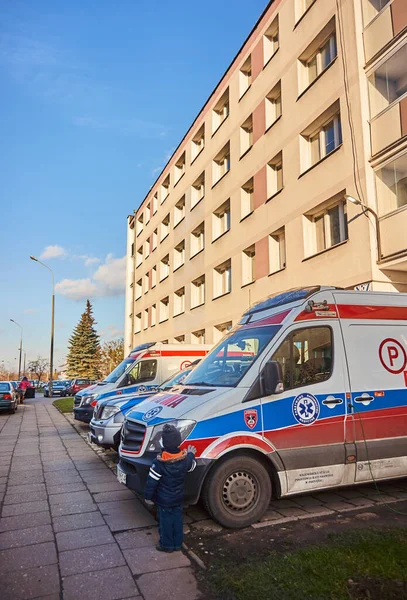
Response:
[0,382,19,414]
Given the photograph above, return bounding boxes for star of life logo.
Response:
[142,406,163,422]
[292,393,320,425]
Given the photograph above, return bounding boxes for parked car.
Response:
[89,363,199,451]
[0,382,18,413]
[68,378,95,397]
[43,380,71,398]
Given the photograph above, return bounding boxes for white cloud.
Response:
[24,308,37,314]
[84,256,101,267]
[100,325,124,340]
[55,254,126,301]
[39,245,66,260]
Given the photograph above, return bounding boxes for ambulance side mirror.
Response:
[261,361,284,396]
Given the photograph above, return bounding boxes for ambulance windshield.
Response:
[104,357,135,384]
[186,325,280,387]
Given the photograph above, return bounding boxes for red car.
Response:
[65,378,96,397]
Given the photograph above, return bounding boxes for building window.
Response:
[375,152,407,216]
[151,304,156,327]
[174,287,185,316]
[240,114,253,157]
[152,229,158,251]
[161,175,170,203]
[191,171,205,209]
[265,81,281,129]
[213,142,230,185]
[213,259,231,298]
[241,178,254,220]
[296,0,316,21]
[160,213,170,241]
[143,309,149,330]
[160,254,170,281]
[174,152,186,184]
[263,16,279,65]
[174,195,186,226]
[161,339,169,344]
[136,279,142,300]
[145,203,151,225]
[130,243,134,257]
[144,239,150,259]
[190,222,205,257]
[242,245,255,286]
[174,240,185,271]
[159,296,169,322]
[212,199,231,241]
[153,192,158,214]
[269,227,286,273]
[191,275,205,308]
[368,44,407,119]
[191,124,205,161]
[362,0,391,26]
[135,313,141,334]
[136,213,143,237]
[301,104,342,171]
[192,329,205,344]
[212,88,229,134]
[144,272,149,294]
[151,265,157,288]
[267,152,283,198]
[174,335,185,343]
[304,198,348,256]
[136,246,143,268]
[214,321,232,343]
[239,55,252,98]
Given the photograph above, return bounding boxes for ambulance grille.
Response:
[74,395,81,407]
[121,420,146,453]
[179,388,214,396]
[94,404,104,420]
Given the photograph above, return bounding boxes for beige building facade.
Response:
[125,0,407,353]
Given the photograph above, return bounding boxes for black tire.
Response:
[202,454,272,528]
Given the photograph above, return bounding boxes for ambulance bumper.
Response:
[117,454,212,505]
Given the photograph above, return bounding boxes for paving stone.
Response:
[98,499,155,532]
[269,499,302,509]
[137,567,201,600]
[86,481,124,493]
[62,565,139,600]
[0,541,57,572]
[260,509,285,522]
[93,489,136,503]
[60,543,125,576]
[76,462,108,472]
[43,461,75,472]
[0,466,11,477]
[124,545,190,575]
[56,525,114,551]
[1,563,60,600]
[51,501,97,518]
[346,497,374,507]
[276,507,309,518]
[190,519,224,533]
[300,505,335,516]
[53,511,106,533]
[8,472,45,486]
[4,490,48,504]
[0,524,54,550]
[325,501,356,512]
[47,482,87,495]
[80,470,118,484]
[44,472,82,485]
[2,499,50,517]
[49,490,93,506]
[115,528,159,550]
[293,496,324,507]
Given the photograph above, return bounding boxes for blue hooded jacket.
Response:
[144,450,196,508]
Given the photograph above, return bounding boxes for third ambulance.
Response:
[117,286,407,528]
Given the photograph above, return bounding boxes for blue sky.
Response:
[0,0,267,372]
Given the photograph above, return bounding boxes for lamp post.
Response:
[345,194,382,262]
[10,319,23,379]
[30,256,55,398]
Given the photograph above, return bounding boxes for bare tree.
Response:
[100,338,124,378]
[28,357,50,383]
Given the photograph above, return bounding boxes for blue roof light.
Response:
[244,286,322,317]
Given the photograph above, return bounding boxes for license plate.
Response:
[117,467,126,485]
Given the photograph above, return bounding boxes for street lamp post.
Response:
[30,256,55,398]
[345,195,382,262]
[10,319,23,379]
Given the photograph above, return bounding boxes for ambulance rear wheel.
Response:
[202,455,271,528]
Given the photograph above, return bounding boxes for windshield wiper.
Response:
[187,382,214,387]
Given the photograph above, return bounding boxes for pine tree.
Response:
[66,300,101,379]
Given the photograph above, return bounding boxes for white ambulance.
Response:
[118,286,407,528]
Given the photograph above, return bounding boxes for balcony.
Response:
[370,98,407,155]
[363,0,407,63]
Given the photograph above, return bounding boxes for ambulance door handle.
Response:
[354,394,374,406]
[322,396,343,408]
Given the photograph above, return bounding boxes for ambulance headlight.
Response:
[100,406,120,420]
[147,420,196,453]
[83,394,96,406]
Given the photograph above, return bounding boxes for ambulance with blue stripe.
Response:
[117,286,407,528]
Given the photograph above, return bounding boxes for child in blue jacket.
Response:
[144,423,196,552]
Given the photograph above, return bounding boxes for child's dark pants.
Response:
[157,504,183,551]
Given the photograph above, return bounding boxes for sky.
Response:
[0,0,267,373]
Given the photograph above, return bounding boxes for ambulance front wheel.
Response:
[202,455,272,528]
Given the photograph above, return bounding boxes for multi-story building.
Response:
[125,0,407,352]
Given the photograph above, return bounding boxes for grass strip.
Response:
[52,397,74,413]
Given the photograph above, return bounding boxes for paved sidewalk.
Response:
[0,398,201,600]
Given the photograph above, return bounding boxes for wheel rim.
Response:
[221,470,259,514]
